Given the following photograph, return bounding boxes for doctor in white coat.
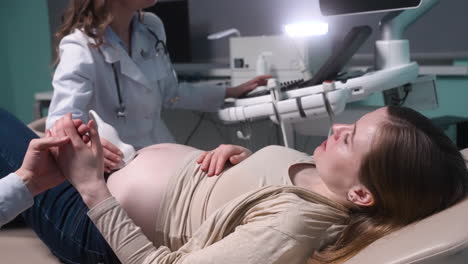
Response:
[47,0,270,172]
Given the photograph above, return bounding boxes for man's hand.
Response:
[225,75,272,98]
[15,136,70,196]
[15,119,91,196]
[197,144,252,176]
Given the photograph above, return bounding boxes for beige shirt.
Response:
[88,146,349,264]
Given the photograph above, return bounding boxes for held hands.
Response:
[49,114,111,208]
[197,144,252,176]
[225,75,272,98]
[15,119,89,196]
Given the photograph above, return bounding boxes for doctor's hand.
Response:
[100,138,123,173]
[225,75,272,98]
[51,114,111,208]
[197,144,252,176]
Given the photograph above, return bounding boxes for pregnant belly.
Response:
[106,143,199,241]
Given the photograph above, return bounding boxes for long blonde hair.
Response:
[311,106,468,263]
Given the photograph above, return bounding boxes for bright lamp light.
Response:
[284,22,329,37]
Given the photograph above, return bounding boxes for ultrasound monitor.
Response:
[319,0,422,16]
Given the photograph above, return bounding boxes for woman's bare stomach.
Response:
[106,143,200,241]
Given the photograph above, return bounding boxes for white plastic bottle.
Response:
[256,51,273,76]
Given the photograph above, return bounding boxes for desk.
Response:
[33,64,231,119]
[33,91,53,119]
[32,79,229,120]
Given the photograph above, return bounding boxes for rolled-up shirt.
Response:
[0,173,34,228]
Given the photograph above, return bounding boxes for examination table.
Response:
[0,121,467,263]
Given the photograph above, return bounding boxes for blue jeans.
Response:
[0,108,120,264]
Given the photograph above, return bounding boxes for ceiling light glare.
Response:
[285,22,329,37]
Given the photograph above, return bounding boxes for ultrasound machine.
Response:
[217,0,439,148]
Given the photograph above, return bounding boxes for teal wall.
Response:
[0,6,13,112]
[0,1,52,123]
[424,75,468,119]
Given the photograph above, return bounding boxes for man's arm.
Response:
[0,119,89,228]
[0,173,34,228]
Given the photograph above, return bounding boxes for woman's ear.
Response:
[347,185,374,207]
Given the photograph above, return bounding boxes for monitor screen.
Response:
[319,0,422,16]
[145,0,191,62]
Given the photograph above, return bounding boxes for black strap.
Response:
[296,97,307,118]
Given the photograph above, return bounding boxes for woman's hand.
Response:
[50,114,112,208]
[49,118,91,142]
[101,138,123,173]
[225,75,272,98]
[60,118,122,173]
[197,144,252,176]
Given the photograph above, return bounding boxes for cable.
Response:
[388,84,412,106]
[287,37,308,79]
[184,112,206,145]
[204,114,233,144]
[396,84,412,106]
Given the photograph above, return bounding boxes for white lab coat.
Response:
[47,13,225,149]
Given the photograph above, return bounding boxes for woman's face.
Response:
[313,107,388,202]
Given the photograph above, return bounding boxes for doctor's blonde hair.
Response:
[54,0,143,65]
[310,106,468,263]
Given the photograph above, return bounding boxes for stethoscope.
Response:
[111,26,175,119]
